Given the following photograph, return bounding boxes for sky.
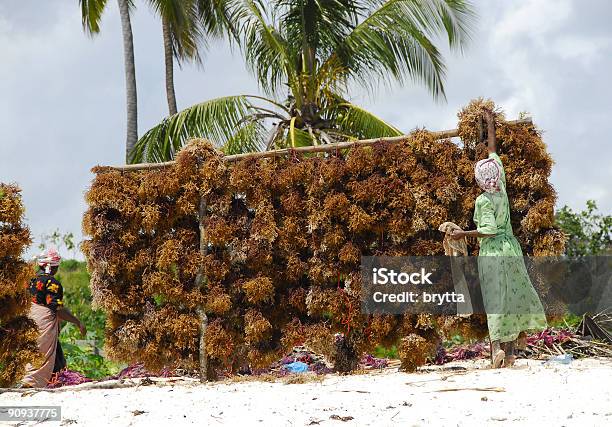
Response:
[1,0,611,258]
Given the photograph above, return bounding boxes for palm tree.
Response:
[148,1,233,116]
[80,0,139,162]
[131,0,475,163]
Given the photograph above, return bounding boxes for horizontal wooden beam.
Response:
[106,117,533,172]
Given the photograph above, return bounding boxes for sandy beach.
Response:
[2,357,612,426]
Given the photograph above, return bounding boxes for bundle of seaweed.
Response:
[0,184,39,387]
[83,99,565,376]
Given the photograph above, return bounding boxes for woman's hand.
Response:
[450,230,466,240]
[483,109,497,153]
[78,321,87,338]
[57,307,87,337]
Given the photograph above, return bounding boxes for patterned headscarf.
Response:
[474,158,502,193]
[37,248,61,274]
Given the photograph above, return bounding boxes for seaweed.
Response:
[83,100,565,375]
[0,184,38,387]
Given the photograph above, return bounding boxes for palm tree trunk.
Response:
[163,17,178,116]
[117,0,138,162]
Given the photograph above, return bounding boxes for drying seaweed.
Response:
[82,100,565,377]
[0,184,39,387]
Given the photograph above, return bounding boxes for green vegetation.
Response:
[38,229,77,259]
[56,260,120,379]
[373,345,398,359]
[550,313,583,329]
[131,0,475,162]
[555,200,612,256]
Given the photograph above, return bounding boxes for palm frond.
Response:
[197,0,235,38]
[148,0,205,64]
[280,125,315,148]
[130,95,254,163]
[229,0,295,97]
[277,0,361,61]
[330,0,474,98]
[79,0,110,35]
[222,120,267,155]
[329,102,403,139]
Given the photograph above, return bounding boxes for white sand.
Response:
[2,358,612,427]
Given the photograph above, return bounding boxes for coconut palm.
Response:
[80,0,139,162]
[131,0,475,163]
[148,0,233,116]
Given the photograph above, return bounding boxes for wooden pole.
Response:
[105,117,533,172]
[194,195,209,382]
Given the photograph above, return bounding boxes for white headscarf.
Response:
[474,158,502,193]
[37,247,61,273]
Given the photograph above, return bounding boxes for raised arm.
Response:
[485,110,496,154]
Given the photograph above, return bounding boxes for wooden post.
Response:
[106,118,533,172]
[195,195,208,382]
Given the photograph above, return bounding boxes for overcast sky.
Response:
[1,0,610,258]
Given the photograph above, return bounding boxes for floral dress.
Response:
[474,152,547,343]
[22,273,66,387]
[29,273,64,310]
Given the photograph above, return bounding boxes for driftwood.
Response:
[429,386,506,393]
[106,118,533,172]
[0,377,200,395]
[576,314,612,344]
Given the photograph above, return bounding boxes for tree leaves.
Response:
[131,95,254,162]
[555,201,612,256]
[133,0,476,162]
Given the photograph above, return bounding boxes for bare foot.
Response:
[516,333,527,351]
[503,355,517,367]
[491,349,505,368]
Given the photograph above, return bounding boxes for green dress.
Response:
[474,152,547,343]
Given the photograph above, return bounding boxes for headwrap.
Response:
[37,248,61,273]
[474,158,502,193]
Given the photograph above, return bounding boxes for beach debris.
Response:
[274,346,333,376]
[47,369,92,388]
[544,354,573,365]
[110,362,175,380]
[329,414,354,421]
[576,314,612,344]
[45,363,177,389]
[431,323,612,368]
[360,354,388,369]
[527,328,574,348]
[435,342,488,364]
[524,327,612,359]
[430,387,505,393]
[285,361,309,373]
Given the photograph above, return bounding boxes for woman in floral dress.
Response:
[451,110,547,368]
[21,248,86,387]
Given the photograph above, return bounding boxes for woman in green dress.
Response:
[450,110,547,368]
